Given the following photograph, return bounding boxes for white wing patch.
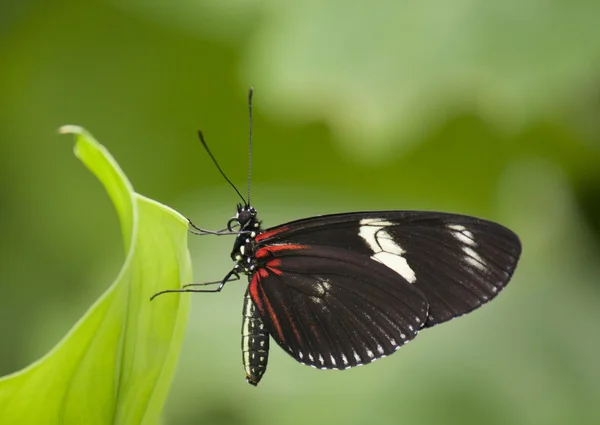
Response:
[447,223,488,271]
[463,247,487,271]
[358,218,417,283]
[372,252,416,283]
[448,224,476,247]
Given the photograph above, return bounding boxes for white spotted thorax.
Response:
[231,204,262,275]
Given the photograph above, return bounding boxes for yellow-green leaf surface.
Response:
[0,126,191,425]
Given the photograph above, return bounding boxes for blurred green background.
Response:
[2,1,600,424]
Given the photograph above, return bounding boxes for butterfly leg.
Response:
[187,218,244,236]
[181,274,240,289]
[149,269,240,300]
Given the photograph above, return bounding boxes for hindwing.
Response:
[249,244,428,369]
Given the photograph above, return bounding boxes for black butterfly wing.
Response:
[248,244,429,369]
[255,211,521,327]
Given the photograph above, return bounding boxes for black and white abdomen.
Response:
[241,287,270,386]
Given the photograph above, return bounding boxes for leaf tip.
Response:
[58,125,84,135]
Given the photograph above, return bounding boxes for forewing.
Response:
[249,245,429,369]
[256,211,521,326]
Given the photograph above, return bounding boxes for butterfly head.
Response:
[236,203,258,229]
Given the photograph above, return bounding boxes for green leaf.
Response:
[0,126,191,425]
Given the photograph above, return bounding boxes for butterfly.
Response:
[151,89,522,386]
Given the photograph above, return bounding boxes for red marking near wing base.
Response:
[249,275,264,314]
[268,267,283,276]
[267,259,282,268]
[255,244,308,258]
[251,263,302,346]
[266,259,283,276]
[255,226,290,242]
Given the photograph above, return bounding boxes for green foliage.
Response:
[122,0,600,158]
[0,127,191,425]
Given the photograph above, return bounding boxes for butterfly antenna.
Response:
[247,87,254,206]
[197,130,246,205]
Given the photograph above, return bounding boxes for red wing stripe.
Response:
[257,274,302,346]
[249,275,264,314]
[255,226,290,242]
[266,259,283,276]
[267,267,283,276]
[268,259,282,267]
[255,244,308,258]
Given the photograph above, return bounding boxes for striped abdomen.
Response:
[241,287,270,386]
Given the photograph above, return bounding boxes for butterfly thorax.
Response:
[230,204,262,275]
